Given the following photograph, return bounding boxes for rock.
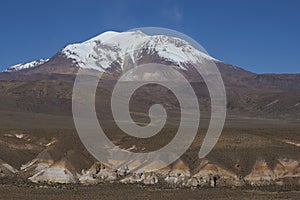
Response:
[143,172,158,185]
[120,172,158,185]
[164,159,191,187]
[0,159,18,178]
[244,160,275,186]
[275,158,300,178]
[186,160,243,188]
[79,162,117,185]
[29,159,77,184]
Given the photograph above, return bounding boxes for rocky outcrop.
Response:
[29,159,77,184]
[244,160,275,186]
[120,172,159,185]
[186,160,244,187]
[0,159,18,178]
[244,159,300,186]
[164,159,190,187]
[20,151,54,176]
[274,158,300,178]
[79,162,117,185]
[1,155,300,188]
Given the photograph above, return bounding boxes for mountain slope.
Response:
[1,30,299,120]
[3,59,49,72]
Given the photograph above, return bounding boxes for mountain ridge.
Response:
[0,30,299,120]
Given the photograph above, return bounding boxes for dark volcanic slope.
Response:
[0,58,299,125]
[1,30,299,122]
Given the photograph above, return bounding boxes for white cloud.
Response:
[162,5,183,23]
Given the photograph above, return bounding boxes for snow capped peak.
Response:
[4,59,49,72]
[3,30,218,74]
[84,31,120,44]
[62,30,218,72]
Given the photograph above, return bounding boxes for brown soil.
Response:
[1,183,300,200]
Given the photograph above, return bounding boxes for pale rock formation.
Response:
[120,172,158,185]
[244,160,275,186]
[29,159,77,184]
[0,159,18,177]
[186,160,243,188]
[165,159,190,187]
[79,162,117,185]
[274,158,300,178]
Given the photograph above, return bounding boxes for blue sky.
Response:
[0,0,299,73]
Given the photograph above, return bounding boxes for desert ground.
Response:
[1,116,300,199]
[1,182,300,200]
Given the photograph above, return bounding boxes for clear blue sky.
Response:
[0,0,299,73]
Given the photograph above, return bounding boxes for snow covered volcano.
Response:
[61,30,217,71]
[3,30,219,75]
